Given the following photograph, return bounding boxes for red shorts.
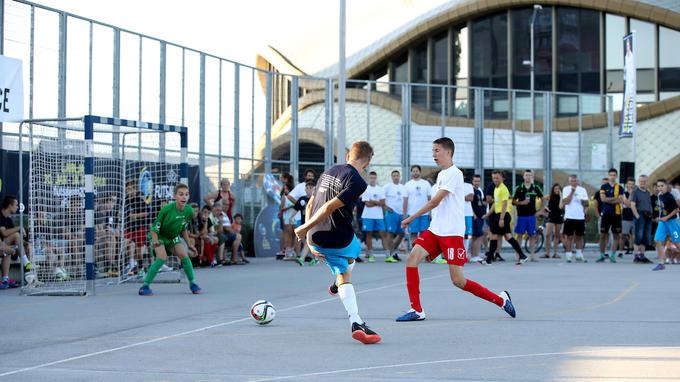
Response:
[124,228,147,246]
[413,229,467,266]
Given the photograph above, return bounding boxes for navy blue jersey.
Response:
[308,164,367,248]
[599,183,622,216]
[657,192,679,218]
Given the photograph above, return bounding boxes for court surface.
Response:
[2,251,679,381]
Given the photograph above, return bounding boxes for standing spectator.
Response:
[597,168,623,263]
[204,178,236,221]
[278,173,297,260]
[462,178,475,258]
[484,176,499,261]
[361,171,390,263]
[484,170,528,265]
[543,183,564,259]
[512,169,544,261]
[630,175,653,263]
[561,175,588,263]
[404,165,433,254]
[652,179,680,271]
[287,169,317,226]
[620,177,636,257]
[124,181,149,275]
[383,170,406,262]
[294,181,318,266]
[469,175,486,263]
[651,182,660,245]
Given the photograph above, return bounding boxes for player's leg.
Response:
[396,230,440,321]
[598,216,610,261]
[173,240,201,293]
[139,237,168,295]
[449,264,516,317]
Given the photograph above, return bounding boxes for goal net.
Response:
[19,116,188,296]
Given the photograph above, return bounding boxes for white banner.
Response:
[619,33,635,138]
[0,55,24,122]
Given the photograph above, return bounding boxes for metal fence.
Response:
[1,0,634,226]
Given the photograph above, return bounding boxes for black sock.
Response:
[507,238,525,257]
[488,240,498,258]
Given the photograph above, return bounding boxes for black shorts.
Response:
[600,214,622,234]
[490,213,511,235]
[563,219,585,236]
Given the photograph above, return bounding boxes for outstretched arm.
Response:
[401,190,449,228]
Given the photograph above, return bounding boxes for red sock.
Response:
[406,267,422,312]
[463,279,503,307]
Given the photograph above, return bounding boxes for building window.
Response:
[605,13,625,103]
[630,18,656,98]
[512,7,552,91]
[411,42,428,107]
[471,12,508,88]
[391,54,408,96]
[556,7,600,114]
[660,26,680,96]
[432,32,448,112]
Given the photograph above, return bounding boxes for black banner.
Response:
[0,149,201,210]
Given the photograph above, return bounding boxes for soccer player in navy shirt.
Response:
[294,141,381,344]
[598,168,623,263]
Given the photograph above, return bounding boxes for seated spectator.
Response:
[198,206,218,267]
[95,192,120,277]
[231,213,249,264]
[186,202,201,264]
[217,202,244,265]
[0,195,32,289]
[34,211,69,281]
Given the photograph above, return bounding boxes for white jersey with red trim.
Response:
[428,164,465,237]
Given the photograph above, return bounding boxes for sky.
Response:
[33,0,451,74]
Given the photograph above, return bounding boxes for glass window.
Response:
[471,12,508,88]
[452,26,469,117]
[432,32,448,112]
[512,7,552,91]
[557,8,600,98]
[391,54,408,96]
[660,26,680,92]
[411,42,428,106]
[605,14,625,94]
[630,19,655,94]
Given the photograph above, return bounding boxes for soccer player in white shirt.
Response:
[560,174,589,262]
[383,170,406,262]
[360,172,390,262]
[396,137,516,322]
[404,165,432,239]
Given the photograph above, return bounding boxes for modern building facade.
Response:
[257,0,680,188]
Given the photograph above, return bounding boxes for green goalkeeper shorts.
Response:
[148,232,182,256]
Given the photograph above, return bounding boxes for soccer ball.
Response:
[250,300,276,325]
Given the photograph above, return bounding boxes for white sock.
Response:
[338,283,362,324]
[566,252,573,259]
[21,255,29,265]
[347,260,355,272]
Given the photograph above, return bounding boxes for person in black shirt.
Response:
[512,170,544,261]
[469,175,487,262]
[294,181,317,266]
[652,179,680,271]
[620,178,636,257]
[294,141,381,344]
[543,184,564,259]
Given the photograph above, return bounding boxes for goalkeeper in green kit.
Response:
[138,183,202,296]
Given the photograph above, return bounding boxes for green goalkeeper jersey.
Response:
[151,202,194,239]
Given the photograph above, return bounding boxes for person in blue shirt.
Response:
[652,179,680,271]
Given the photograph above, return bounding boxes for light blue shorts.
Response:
[384,211,404,234]
[309,236,361,275]
[465,216,473,236]
[654,219,680,243]
[362,218,385,232]
[408,215,430,234]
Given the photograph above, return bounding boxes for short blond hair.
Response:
[349,141,373,161]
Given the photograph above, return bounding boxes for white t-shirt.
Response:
[384,183,406,215]
[463,182,474,217]
[289,182,308,221]
[405,179,432,216]
[429,165,465,237]
[562,185,588,220]
[671,188,680,202]
[361,185,385,220]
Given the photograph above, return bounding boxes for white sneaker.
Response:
[159,264,173,272]
[575,253,585,262]
[566,252,573,263]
